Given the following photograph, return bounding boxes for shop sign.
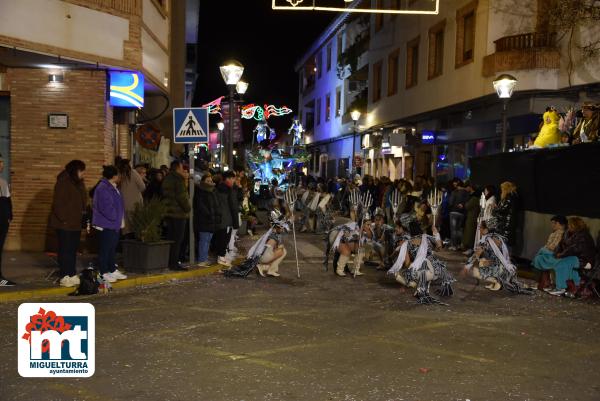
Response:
[109,71,144,108]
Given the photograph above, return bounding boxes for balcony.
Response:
[483,32,560,77]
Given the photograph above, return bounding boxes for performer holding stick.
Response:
[284,186,301,279]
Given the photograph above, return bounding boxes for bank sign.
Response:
[109,71,144,108]
[18,303,95,377]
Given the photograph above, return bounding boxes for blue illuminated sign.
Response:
[422,131,436,144]
[109,71,144,108]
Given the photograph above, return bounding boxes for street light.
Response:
[217,121,225,165]
[220,60,244,169]
[493,74,518,152]
[351,110,361,176]
[236,81,249,95]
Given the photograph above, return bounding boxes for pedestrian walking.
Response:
[193,174,221,266]
[461,183,480,252]
[0,154,15,286]
[162,161,191,271]
[92,165,127,283]
[49,160,88,288]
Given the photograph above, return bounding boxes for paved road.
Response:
[1,232,599,401]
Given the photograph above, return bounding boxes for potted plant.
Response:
[121,199,173,273]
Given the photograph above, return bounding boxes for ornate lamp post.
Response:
[351,110,361,176]
[493,74,518,153]
[220,60,244,168]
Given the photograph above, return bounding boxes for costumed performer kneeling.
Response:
[224,210,290,278]
[323,221,364,277]
[463,220,533,293]
[387,217,455,305]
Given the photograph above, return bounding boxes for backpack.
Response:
[70,268,100,296]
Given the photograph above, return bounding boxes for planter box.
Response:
[239,220,248,236]
[121,240,173,273]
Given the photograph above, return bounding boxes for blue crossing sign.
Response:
[172,108,209,144]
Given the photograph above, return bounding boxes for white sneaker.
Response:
[102,273,117,283]
[549,288,566,296]
[59,275,78,288]
[218,256,232,267]
[111,269,128,280]
[584,263,592,270]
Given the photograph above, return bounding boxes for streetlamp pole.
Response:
[220,59,245,170]
[227,84,235,169]
[217,121,225,167]
[350,110,361,178]
[501,99,508,153]
[492,74,517,153]
[352,121,357,176]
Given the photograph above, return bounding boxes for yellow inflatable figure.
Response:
[534,109,561,147]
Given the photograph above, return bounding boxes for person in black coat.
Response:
[213,171,239,266]
[193,174,221,265]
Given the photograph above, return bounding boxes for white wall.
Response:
[141,29,169,88]
[366,0,493,129]
[0,0,129,61]
[142,0,169,48]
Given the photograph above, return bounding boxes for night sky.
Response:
[193,1,334,117]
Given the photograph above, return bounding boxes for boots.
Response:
[336,254,349,277]
[257,264,269,277]
[485,277,501,291]
[267,249,286,277]
[538,271,552,291]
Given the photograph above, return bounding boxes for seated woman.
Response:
[389,219,455,305]
[532,215,568,291]
[546,217,595,297]
[463,221,532,294]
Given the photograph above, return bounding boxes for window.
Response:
[428,20,446,79]
[326,43,332,71]
[316,98,322,125]
[317,51,323,79]
[336,87,342,117]
[456,1,477,67]
[372,60,383,103]
[387,49,399,96]
[374,0,384,32]
[325,94,331,121]
[406,36,420,88]
[337,32,344,59]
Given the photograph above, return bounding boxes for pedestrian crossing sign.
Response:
[172,108,209,144]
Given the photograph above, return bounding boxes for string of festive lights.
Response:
[202,96,224,116]
[241,104,293,120]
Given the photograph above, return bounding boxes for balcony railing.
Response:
[494,32,557,52]
[483,32,560,77]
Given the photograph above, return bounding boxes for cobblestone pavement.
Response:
[1,231,599,401]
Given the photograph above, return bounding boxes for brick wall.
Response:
[7,68,114,251]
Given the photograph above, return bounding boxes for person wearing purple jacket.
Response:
[92,165,127,283]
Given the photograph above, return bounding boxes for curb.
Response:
[0,264,223,303]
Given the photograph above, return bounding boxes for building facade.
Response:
[295,2,370,179]
[0,0,197,251]
[296,0,600,182]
